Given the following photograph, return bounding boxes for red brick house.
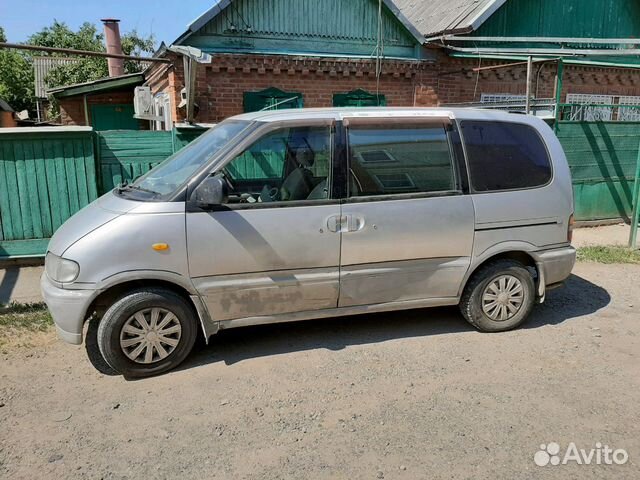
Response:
[143,0,439,128]
[58,0,628,129]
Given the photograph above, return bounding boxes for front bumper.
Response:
[533,246,577,286]
[40,274,97,345]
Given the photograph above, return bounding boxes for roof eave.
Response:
[174,0,231,46]
[411,0,509,42]
[48,74,144,98]
[467,0,508,32]
[384,0,430,45]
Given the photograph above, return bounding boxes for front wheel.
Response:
[96,288,198,378]
[459,260,536,332]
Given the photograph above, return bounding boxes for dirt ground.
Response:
[1,262,639,480]
[572,223,631,248]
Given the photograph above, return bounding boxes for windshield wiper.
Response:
[115,180,129,194]
[116,182,160,197]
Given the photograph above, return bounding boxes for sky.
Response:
[0,0,214,46]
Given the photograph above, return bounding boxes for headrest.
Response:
[294,147,315,168]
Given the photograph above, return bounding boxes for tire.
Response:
[84,314,119,376]
[96,288,198,378]
[459,259,536,332]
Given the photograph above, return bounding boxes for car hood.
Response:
[47,192,139,256]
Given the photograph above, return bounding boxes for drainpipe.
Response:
[83,94,89,126]
[101,18,125,77]
[525,56,532,115]
[167,45,212,124]
[553,59,564,133]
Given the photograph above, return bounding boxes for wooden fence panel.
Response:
[0,127,97,258]
[95,130,174,192]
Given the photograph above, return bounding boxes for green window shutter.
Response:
[243,87,304,112]
[333,89,387,107]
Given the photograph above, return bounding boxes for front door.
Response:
[338,119,475,307]
[187,121,341,321]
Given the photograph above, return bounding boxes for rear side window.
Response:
[347,125,456,197]
[460,121,552,192]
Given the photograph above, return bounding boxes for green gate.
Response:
[90,104,140,131]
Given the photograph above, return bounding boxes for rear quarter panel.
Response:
[468,116,573,255]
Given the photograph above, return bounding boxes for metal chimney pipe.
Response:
[101,18,124,77]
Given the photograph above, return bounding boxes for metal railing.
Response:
[443,98,556,117]
[557,103,640,122]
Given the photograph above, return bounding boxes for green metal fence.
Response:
[0,126,207,258]
[556,121,639,221]
[1,121,638,258]
[0,127,98,258]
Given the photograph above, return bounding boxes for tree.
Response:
[0,21,155,117]
[0,27,35,112]
[29,21,155,88]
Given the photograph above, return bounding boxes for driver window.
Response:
[222,125,332,204]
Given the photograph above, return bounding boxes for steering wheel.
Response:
[260,185,280,202]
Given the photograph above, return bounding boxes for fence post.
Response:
[629,138,640,248]
[553,59,564,133]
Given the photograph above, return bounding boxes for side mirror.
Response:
[193,175,228,207]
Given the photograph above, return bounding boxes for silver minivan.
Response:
[42,108,576,377]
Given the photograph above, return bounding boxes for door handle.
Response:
[326,215,365,233]
[326,215,345,233]
[347,214,365,232]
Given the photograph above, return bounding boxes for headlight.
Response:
[45,252,80,283]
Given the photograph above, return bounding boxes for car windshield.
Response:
[123,120,251,199]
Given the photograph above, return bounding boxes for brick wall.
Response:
[58,90,137,126]
[147,53,439,124]
[145,51,640,126]
[436,56,640,105]
[0,111,17,128]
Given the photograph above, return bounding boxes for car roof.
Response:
[231,107,541,124]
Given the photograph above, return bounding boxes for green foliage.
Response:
[0,21,155,117]
[0,303,52,349]
[31,21,155,89]
[577,246,640,264]
[0,27,36,112]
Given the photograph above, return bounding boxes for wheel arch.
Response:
[460,243,540,297]
[86,274,217,342]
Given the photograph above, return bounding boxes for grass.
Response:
[577,246,640,264]
[0,303,53,350]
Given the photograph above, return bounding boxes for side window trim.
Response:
[458,119,554,194]
[447,121,470,194]
[332,120,348,200]
[345,121,463,201]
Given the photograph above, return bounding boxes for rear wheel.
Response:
[459,260,536,332]
[96,288,198,378]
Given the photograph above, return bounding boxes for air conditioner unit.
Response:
[134,86,162,120]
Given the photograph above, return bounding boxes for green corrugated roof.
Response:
[48,73,144,98]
